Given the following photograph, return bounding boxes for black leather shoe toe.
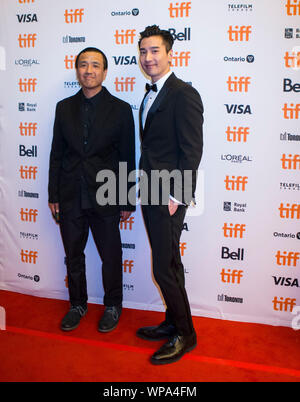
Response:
[150,332,197,365]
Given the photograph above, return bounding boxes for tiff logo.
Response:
[0,307,5,331]
[18,33,37,48]
[64,55,76,70]
[64,9,84,23]
[18,78,37,92]
[226,126,250,142]
[286,0,300,15]
[223,223,246,238]
[123,260,134,273]
[114,29,136,44]
[171,51,191,67]
[224,175,248,191]
[179,242,187,256]
[114,77,136,92]
[282,103,300,119]
[20,249,38,264]
[281,154,300,169]
[220,269,243,284]
[228,26,252,41]
[19,165,37,179]
[120,216,134,230]
[227,76,251,92]
[169,2,192,18]
[19,122,37,136]
[20,208,38,222]
[279,203,300,219]
[284,50,300,69]
[276,251,300,267]
[272,296,296,312]
[19,0,35,3]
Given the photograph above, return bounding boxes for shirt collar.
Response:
[149,70,172,93]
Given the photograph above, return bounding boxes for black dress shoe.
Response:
[60,305,87,331]
[150,332,197,365]
[136,321,176,341]
[98,305,122,333]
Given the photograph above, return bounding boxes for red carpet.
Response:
[0,290,299,382]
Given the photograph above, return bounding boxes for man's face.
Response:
[139,36,172,83]
[76,51,107,92]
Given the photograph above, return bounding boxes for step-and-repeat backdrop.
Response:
[0,0,299,328]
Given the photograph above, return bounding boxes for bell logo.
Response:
[19,165,38,180]
[18,33,37,48]
[272,297,296,312]
[284,51,300,69]
[279,203,300,219]
[64,55,76,70]
[20,208,38,222]
[226,126,250,142]
[114,29,136,45]
[169,2,192,18]
[123,260,134,273]
[20,249,38,264]
[285,0,300,15]
[120,216,134,230]
[64,9,84,23]
[222,223,246,238]
[179,242,187,256]
[227,76,251,92]
[19,122,37,136]
[281,154,300,170]
[228,26,252,41]
[275,251,300,267]
[171,51,191,67]
[224,176,248,191]
[18,78,37,92]
[220,269,243,284]
[114,77,136,92]
[282,103,300,119]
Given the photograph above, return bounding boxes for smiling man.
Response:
[48,47,135,333]
[137,26,204,365]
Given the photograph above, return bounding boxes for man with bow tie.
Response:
[137,25,204,365]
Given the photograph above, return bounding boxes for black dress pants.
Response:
[59,206,122,308]
[141,204,195,336]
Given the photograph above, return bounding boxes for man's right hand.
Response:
[49,203,59,222]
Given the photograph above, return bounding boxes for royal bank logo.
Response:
[18,102,37,112]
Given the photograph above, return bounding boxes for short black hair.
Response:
[138,25,174,53]
[75,47,108,70]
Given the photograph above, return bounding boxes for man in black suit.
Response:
[48,47,135,333]
[137,26,203,364]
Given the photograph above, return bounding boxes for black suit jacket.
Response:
[139,73,203,205]
[48,87,135,216]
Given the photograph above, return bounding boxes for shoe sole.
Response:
[98,323,118,333]
[150,343,197,365]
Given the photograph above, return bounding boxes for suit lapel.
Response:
[142,73,176,138]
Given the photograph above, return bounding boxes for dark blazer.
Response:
[48,87,136,216]
[139,73,203,205]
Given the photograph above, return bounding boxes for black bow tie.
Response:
[145,83,158,93]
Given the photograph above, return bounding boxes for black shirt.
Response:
[80,89,105,209]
